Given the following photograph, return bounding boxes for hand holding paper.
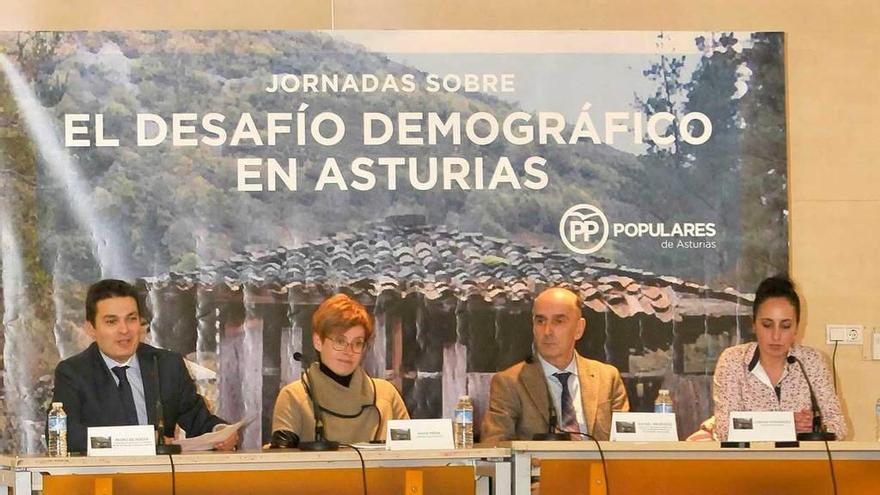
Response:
[172,418,250,452]
[213,425,240,451]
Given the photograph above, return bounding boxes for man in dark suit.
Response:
[481,287,629,443]
[52,279,238,453]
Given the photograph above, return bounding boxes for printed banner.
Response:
[0,30,787,452]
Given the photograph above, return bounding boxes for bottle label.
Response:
[48,416,66,432]
[654,404,673,414]
[454,409,473,424]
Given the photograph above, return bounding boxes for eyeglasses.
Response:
[327,336,367,354]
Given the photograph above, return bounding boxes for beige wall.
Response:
[3,0,879,439]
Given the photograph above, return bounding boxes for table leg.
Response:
[512,452,532,495]
[13,471,32,495]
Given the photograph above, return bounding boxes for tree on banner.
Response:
[619,32,787,290]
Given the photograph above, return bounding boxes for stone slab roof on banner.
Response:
[142,215,751,320]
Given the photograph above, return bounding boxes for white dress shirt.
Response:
[537,354,588,434]
[100,351,149,426]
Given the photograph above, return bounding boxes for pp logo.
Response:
[559,204,609,255]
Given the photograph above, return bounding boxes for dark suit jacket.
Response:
[52,342,224,452]
[481,353,629,443]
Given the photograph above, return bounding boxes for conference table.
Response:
[503,441,880,495]
[0,457,13,495]
[3,442,880,495]
[0,448,510,495]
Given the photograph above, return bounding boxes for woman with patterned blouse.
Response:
[712,276,847,441]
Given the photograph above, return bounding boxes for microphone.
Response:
[293,352,339,451]
[787,355,835,441]
[153,354,182,455]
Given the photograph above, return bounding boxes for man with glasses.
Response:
[271,294,409,446]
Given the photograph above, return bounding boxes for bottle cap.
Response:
[51,402,63,408]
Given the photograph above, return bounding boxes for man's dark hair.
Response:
[753,275,801,323]
[85,279,143,325]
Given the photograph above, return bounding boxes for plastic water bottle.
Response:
[875,398,880,442]
[454,395,474,448]
[47,402,68,457]
[654,389,674,414]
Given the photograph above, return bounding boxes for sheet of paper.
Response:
[87,425,156,456]
[610,412,679,441]
[727,411,796,442]
[172,418,249,452]
[385,418,454,450]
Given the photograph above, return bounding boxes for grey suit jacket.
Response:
[481,353,629,443]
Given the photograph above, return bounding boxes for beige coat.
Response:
[272,363,409,444]
[481,353,629,443]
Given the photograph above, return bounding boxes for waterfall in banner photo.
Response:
[0,197,45,453]
[1,52,134,453]
[0,54,132,280]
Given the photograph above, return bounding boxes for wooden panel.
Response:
[42,466,474,495]
[405,469,425,495]
[0,0,331,30]
[93,477,113,495]
[540,459,880,495]
[792,200,880,442]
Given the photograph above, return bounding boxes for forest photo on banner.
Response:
[0,30,786,452]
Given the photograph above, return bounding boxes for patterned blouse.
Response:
[712,342,847,441]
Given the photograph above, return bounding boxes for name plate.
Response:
[87,425,157,456]
[727,411,796,442]
[610,412,678,441]
[385,419,454,450]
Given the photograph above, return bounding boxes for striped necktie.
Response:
[553,371,579,434]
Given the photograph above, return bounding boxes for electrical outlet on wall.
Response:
[845,326,863,344]
[826,324,863,345]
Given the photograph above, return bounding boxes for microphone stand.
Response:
[532,364,571,441]
[294,353,339,451]
[153,354,182,455]
[525,354,571,442]
[788,355,836,442]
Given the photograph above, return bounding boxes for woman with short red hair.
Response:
[271,294,409,446]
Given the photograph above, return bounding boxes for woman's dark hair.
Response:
[753,275,801,322]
